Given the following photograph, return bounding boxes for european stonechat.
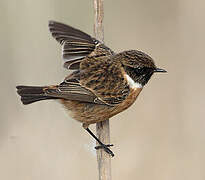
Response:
[16,21,166,157]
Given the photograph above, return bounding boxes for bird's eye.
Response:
[135,67,145,74]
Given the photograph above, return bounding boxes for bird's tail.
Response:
[16,85,58,105]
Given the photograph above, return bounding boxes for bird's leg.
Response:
[84,126,114,157]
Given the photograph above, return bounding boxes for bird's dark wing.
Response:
[44,70,111,106]
[49,21,114,70]
[48,21,128,106]
[44,82,106,105]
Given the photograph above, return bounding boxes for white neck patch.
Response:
[125,74,143,89]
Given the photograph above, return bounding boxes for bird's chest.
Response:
[110,87,142,116]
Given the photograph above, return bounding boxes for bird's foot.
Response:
[95,144,114,157]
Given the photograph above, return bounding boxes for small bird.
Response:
[16,21,166,157]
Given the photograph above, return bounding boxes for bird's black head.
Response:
[116,50,166,86]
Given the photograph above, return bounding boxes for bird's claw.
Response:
[95,144,114,157]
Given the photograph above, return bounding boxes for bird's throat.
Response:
[125,74,143,89]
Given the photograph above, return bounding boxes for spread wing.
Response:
[48,21,128,106]
[49,21,114,70]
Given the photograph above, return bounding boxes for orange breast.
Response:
[109,87,142,117]
[60,87,142,126]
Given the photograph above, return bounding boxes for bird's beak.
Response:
[154,68,167,73]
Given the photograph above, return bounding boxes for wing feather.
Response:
[45,82,107,105]
[49,20,114,70]
[49,21,96,69]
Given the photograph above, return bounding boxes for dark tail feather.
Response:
[16,86,57,105]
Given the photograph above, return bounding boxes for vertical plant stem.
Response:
[94,0,104,42]
[94,1,112,180]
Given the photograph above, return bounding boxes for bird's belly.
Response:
[60,88,142,125]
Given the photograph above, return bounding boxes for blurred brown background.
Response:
[1,0,205,179]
